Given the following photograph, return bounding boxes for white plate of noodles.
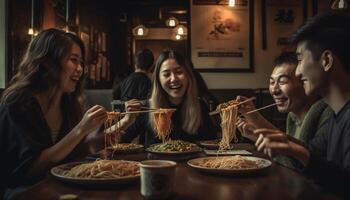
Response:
[51,160,140,185]
[187,155,272,175]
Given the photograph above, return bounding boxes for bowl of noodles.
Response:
[107,143,144,153]
[187,155,272,175]
[51,160,140,185]
[95,144,144,160]
[146,140,203,155]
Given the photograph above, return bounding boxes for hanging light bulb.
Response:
[169,19,176,27]
[229,0,236,7]
[166,17,178,27]
[331,0,348,9]
[177,27,184,35]
[174,25,187,36]
[28,28,34,35]
[137,27,144,36]
[175,34,181,40]
[132,25,148,36]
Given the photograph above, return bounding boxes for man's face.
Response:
[269,63,308,113]
[295,41,328,97]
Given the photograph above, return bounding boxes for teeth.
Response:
[170,85,181,89]
[274,98,286,102]
[71,77,79,81]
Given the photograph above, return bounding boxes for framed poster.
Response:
[264,0,306,51]
[312,0,332,15]
[190,0,254,72]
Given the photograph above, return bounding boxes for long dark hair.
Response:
[149,49,201,134]
[1,28,86,129]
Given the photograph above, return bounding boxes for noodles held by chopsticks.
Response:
[219,102,238,150]
[104,112,123,159]
[153,108,174,142]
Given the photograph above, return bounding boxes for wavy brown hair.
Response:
[149,49,201,134]
[1,28,86,129]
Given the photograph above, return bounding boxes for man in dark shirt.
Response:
[253,12,350,198]
[115,49,154,102]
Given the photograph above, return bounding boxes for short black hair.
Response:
[135,49,154,71]
[274,52,298,67]
[290,12,350,72]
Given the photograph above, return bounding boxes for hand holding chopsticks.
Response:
[209,97,256,116]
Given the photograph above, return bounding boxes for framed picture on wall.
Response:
[190,0,254,72]
[312,0,332,15]
[264,0,306,52]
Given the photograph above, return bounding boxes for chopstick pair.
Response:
[244,102,278,115]
[140,106,157,111]
[107,109,157,116]
[122,107,177,115]
[209,97,256,116]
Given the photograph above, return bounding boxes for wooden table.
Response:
[18,150,340,200]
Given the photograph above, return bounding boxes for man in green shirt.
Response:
[237,52,332,168]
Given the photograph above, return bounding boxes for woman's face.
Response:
[159,58,189,105]
[58,43,83,93]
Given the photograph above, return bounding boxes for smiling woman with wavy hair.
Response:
[0,28,107,199]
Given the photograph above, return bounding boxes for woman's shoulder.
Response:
[1,91,39,118]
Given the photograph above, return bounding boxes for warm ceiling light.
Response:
[166,17,178,27]
[175,34,181,40]
[28,28,34,35]
[229,0,236,7]
[169,19,176,27]
[178,27,184,35]
[176,25,186,35]
[331,0,348,9]
[132,25,148,36]
[137,28,144,36]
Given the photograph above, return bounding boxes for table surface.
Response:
[18,147,341,200]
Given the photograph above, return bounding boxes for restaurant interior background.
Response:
[0,0,349,130]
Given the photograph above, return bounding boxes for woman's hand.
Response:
[118,99,142,127]
[77,105,107,136]
[125,99,143,111]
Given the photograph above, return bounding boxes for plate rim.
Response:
[187,155,272,174]
[50,160,140,184]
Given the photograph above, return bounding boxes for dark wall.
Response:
[7,0,32,79]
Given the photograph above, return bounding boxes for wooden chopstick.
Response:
[122,108,177,115]
[121,110,157,115]
[209,97,256,116]
[140,106,157,111]
[245,102,278,115]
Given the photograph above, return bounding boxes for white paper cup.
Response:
[140,160,177,199]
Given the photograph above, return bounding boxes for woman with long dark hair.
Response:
[118,49,218,146]
[0,28,107,198]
